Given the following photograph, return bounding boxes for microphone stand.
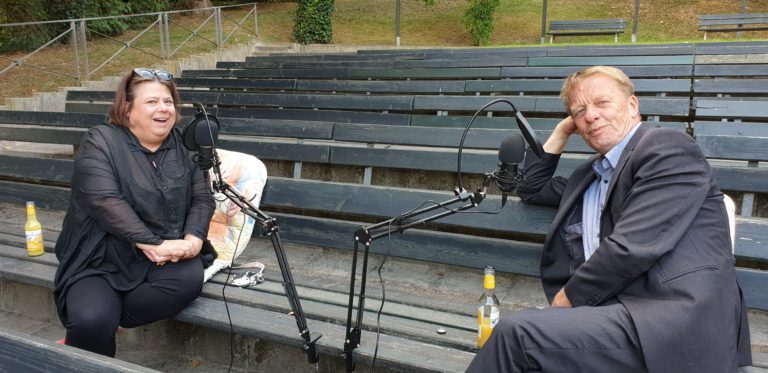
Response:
[207,154,321,364]
[341,98,543,371]
[342,175,494,371]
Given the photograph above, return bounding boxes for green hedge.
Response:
[463,0,500,46]
[0,0,174,52]
[293,0,334,44]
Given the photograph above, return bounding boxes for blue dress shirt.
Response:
[582,123,641,261]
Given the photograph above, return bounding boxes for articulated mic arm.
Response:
[342,174,494,372]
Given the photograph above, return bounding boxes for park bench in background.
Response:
[545,19,627,43]
[698,13,768,40]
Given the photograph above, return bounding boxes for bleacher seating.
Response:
[1,41,767,371]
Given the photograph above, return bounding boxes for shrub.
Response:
[293,0,334,44]
[463,0,500,46]
[0,0,55,52]
[47,0,131,37]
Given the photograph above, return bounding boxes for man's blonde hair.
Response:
[559,66,635,114]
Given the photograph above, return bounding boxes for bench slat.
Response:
[696,99,768,119]
[175,77,298,90]
[297,79,466,94]
[217,107,411,126]
[466,78,691,94]
[263,177,555,236]
[0,327,161,373]
[348,67,501,79]
[694,78,768,94]
[694,64,768,77]
[414,95,690,117]
[501,65,694,78]
[529,55,694,67]
[217,93,414,111]
[273,213,542,276]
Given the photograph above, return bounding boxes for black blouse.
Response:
[53,123,215,323]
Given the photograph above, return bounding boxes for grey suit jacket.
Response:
[517,124,751,372]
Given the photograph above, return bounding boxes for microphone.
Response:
[494,134,526,207]
[181,103,220,172]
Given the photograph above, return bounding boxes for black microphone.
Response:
[494,134,526,207]
[181,103,220,172]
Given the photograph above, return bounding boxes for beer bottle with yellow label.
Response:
[25,201,44,257]
[477,266,500,348]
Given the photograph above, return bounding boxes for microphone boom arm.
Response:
[342,178,492,371]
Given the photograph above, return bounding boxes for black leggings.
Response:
[64,258,203,357]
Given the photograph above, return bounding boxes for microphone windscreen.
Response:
[181,113,219,150]
[498,134,525,164]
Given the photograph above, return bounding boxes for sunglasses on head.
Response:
[133,68,173,81]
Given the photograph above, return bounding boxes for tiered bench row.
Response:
[1,41,767,371]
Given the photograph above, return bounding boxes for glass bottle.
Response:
[25,201,44,257]
[477,266,500,348]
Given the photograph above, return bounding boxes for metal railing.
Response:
[0,2,259,85]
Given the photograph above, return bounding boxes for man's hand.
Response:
[551,288,573,308]
[543,116,577,155]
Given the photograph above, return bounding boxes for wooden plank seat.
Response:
[698,13,768,40]
[0,110,765,266]
[411,95,690,118]
[502,64,694,79]
[2,97,768,369]
[233,58,528,70]
[692,69,768,224]
[465,78,692,96]
[0,142,766,304]
[545,19,627,43]
[0,238,477,372]
[0,326,162,373]
[694,63,768,78]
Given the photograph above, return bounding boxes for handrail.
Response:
[0,3,258,27]
[0,2,259,86]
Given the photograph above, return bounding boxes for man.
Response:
[466,66,751,372]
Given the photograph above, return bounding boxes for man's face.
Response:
[567,74,639,155]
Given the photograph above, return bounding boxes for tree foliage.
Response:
[0,0,53,52]
[293,0,335,44]
[463,0,500,46]
[0,0,174,52]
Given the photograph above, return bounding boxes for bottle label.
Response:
[489,308,499,328]
[484,275,495,289]
[25,229,44,256]
[477,306,500,348]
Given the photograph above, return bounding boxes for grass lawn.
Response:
[2,0,768,102]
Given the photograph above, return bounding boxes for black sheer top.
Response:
[53,123,214,323]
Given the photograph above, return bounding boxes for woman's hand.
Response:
[136,239,194,264]
[182,234,204,260]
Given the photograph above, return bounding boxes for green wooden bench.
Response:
[0,327,163,373]
[699,13,768,40]
[546,19,627,43]
[5,42,768,370]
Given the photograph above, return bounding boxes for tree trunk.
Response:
[194,0,212,9]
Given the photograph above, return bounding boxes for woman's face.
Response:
[127,80,176,151]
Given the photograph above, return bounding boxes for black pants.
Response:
[64,258,203,357]
[466,302,647,373]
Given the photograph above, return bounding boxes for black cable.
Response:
[223,208,248,373]
[368,197,502,372]
[369,217,395,373]
[457,98,522,192]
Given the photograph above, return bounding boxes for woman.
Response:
[53,68,215,357]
